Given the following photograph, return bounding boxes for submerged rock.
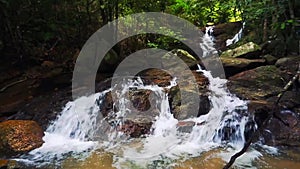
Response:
[0,120,44,158]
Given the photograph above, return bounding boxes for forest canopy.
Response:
[0,0,299,66]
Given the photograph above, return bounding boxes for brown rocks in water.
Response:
[99,69,211,137]
[245,95,300,147]
[118,119,152,138]
[228,63,300,146]
[0,120,44,158]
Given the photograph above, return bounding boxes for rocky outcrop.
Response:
[220,42,261,59]
[228,62,300,146]
[0,120,44,158]
[99,68,210,137]
[221,57,266,77]
[228,65,285,100]
[220,42,266,77]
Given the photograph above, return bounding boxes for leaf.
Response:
[280,23,286,30]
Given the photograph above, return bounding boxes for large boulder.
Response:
[228,65,285,100]
[275,56,300,73]
[0,120,44,158]
[98,68,210,137]
[249,95,300,146]
[221,57,266,77]
[228,64,300,146]
[220,42,261,59]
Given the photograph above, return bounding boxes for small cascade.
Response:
[17,23,272,168]
[25,90,111,162]
[226,22,245,46]
[200,26,218,58]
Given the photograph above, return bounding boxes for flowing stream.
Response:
[17,66,274,169]
[15,26,287,168]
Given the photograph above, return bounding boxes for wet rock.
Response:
[220,42,262,59]
[262,54,277,65]
[263,109,300,146]
[228,66,285,100]
[99,69,210,137]
[212,22,243,51]
[221,57,266,77]
[248,101,300,147]
[162,49,200,70]
[138,69,173,87]
[119,119,152,138]
[275,56,300,73]
[0,120,44,158]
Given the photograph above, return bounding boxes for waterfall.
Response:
[20,65,257,168]
[226,22,245,46]
[17,24,270,168]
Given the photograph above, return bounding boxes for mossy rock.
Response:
[221,57,266,77]
[228,65,285,100]
[220,42,262,59]
[162,49,199,69]
[0,120,44,158]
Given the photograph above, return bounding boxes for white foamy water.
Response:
[200,26,218,57]
[17,25,278,168]
[226,22,245,46]
[108,65,258,168]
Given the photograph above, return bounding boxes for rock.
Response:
[138,69,210,120]
[221,57,266,77]
[163,49,199,69]
[275,56,300,72]
[263,109,300,146]
[41,60,55,68]
[0,120,44,158]
[220,42,262,59]
[228,66,285,100]
[212,22,243,51]
[113,49,200,74]
[118,119,152,138]
[262,54,277,65]
[246,94,300,147]
[0,159,8,168]
[98,69,210,137]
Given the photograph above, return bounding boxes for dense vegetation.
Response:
[0,0,299,68]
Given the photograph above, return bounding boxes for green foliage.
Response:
[1,0,298,64]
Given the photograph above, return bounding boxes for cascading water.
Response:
[226,22,245,46]
[17,65,263,168]
[16,24,276,168]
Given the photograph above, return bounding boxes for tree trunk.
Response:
[263,18,268,41]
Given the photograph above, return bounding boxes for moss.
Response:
[220,42,261,58]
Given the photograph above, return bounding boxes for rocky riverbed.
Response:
[0,23,300,168]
